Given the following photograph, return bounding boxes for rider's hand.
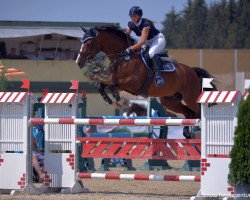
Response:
[125,47,131,55]
[124,27,132,34]
[123,47,132,60]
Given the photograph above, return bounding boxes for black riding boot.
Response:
[151,55,164,86]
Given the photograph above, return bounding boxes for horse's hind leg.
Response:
[160,97,198,139]
[160,96,197,119]
[182,94,200,118]
[182,84,201,119]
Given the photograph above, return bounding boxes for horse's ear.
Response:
[81,26,88,33]
[90,28,98,37]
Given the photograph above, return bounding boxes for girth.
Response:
[110,52,154,97]
[133,70,153,97]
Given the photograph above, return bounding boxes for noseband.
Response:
[79,37,97,64]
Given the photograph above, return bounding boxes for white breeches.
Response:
[145,33,166,58]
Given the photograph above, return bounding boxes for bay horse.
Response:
[76,26,216,124]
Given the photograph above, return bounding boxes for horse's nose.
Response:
[78,62,83,69]
[76,59,82,68]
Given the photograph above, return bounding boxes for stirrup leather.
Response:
[155,74,164,86]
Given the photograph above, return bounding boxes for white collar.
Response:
[135,18,142,27]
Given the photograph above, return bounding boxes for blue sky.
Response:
[0,0,219,30]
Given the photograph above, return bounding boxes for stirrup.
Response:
[155,75,164,86]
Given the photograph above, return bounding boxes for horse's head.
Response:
[76,26,137,68]
[76,27,100,68]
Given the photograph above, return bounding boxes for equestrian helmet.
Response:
[129,6,143,16]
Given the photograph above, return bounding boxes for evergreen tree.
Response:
[228,91,250,185]
[160,0,249,48]
[236,0,250,48]
[206,2,216,48]
[207,0,228,48]
[191,0,209,48]
[162,7,182,48]
[226,0,238,48]
[182,0,194,48]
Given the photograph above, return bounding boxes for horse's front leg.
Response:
[107,83,120,102]
[97,82,113,105]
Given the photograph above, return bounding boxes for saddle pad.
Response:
[161,61,175,72]
[141,51,176,72]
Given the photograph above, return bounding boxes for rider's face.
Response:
[130,14,141,23]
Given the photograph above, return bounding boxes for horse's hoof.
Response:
[112,102,122,109]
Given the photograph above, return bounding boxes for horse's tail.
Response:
[192,67,218,91]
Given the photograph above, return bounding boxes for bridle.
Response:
[78,29,136,69]
[78,37,98,65]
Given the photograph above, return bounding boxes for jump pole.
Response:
[29,118,200,126]
[77,173,201,182]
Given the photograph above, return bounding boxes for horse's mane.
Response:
[94,25,136,44]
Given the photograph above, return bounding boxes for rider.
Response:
[125,6,166,86]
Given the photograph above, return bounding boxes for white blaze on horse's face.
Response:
[76,43,85,67]
[76,40,91,68]
[76,38,97,69]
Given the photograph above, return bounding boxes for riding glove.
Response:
[123,47,133,60]
[125,47,132,55]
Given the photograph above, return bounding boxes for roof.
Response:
[0,92,38,103]
[243,92,249,100]
[0,21,119,28]
[40,92,77,104]
[0,20,119,38]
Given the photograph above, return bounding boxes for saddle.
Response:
[141,48,175,72]
[120,47,176,97]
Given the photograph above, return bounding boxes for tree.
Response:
[179,0,209,48]
[162,7,182,48]
[236,0,250,48]
[207,0,229,48]
[191,0,209,48]
[182,0,195,48]
[228,90,250,185]
[225,0,238,48]
[160,0,248,48]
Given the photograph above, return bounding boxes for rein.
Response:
[79,30,138,77]
[125,32,131,48]
[80,28,133,63]
[78,38,98,64]
[78,30,151,99]
[79,38,129,72]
